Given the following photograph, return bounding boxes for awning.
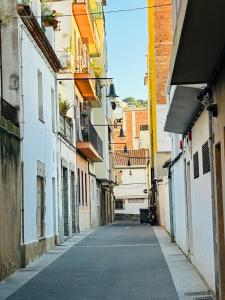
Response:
[164,86,202,134]
[169,0,225,85]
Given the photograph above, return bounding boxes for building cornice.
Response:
[17,5,62,73]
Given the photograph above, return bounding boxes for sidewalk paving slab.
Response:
[154,226,215,300]
[0,229,95,300]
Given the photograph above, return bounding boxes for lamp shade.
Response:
[119,127,125,138]
[123,145,128,153]
[107,83,119,99]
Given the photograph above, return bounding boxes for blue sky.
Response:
[105,0,148,101]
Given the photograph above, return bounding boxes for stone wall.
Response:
[0,116,21,281]
[114,214,140,222]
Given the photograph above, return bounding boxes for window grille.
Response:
[193,152,199,179]
[202,141,210,174]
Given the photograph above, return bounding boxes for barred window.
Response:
[202,141,210,174]
[193,152,199,179]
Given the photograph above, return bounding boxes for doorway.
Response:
[185,161,193,257]
[215,142,225,296]
[62,167,69,236]
[71,171,76,234]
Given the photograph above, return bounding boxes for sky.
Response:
[105,0,148,101]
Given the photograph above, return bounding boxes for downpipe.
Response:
[199,87,219,299]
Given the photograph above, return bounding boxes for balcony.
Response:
[1,99,19,127]
[74,46,102,107]
[60,115,73,142]
[77,120,103,162]
[72,0,101,56]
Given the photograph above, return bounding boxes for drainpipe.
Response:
[168,165,175,243]
[0,19,3,113]
[205,88,219,299]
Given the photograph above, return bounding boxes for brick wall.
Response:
[154,0,173,104]
[113,109,148,150]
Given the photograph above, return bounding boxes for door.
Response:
[71,171,76,234]
[185,161,193,257]
[62,167,69,236]
[37,176,45,238]
[215,142,225,298]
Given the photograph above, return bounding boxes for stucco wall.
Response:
[114,167,148,215]
[0,123,21,280]
[171,110,215,291]
[77,154,90,230]
[21,28,57,245]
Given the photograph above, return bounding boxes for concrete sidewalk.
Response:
[154,227,214,300]
[0,229,95,300]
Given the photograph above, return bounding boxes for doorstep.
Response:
[0,229,95,300]
[154,227,215,300]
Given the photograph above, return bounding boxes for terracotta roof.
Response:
[114,149,149,166]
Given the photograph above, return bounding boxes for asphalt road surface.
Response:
[7,223,179,300]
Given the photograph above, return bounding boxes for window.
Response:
[115,199,124,210]
[78,168,80,205]
[51,88,56,132]
[140,125,149,131]
[37,176,45,237]
[38,70,44,121]
[81,171,84,206]
[85,173,88,206]
[193,151,199,179]
[202,141,210,174]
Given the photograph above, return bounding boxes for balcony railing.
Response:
[1,98,19,127]
[60,115,73,142]
[82,120,103,158]
[73,0,101,56]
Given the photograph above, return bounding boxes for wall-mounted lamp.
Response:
[107,83,119,99]
[127,158,131,166]
[93,124,126,138]
[109,142,128,153]
[207,103,217,117]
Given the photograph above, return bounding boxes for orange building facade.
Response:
[113,108,149,151]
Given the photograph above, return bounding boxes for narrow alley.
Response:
[0,223,212,300]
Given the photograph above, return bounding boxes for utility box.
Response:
[139,208,149,224]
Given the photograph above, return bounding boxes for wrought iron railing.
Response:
[1,98,19,127]
[82,120,103,158]
[60,115,73,142]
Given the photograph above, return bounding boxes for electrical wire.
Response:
[14,3,172,19]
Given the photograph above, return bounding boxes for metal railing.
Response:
[74,0,101,53]
[60,115,73,142]
[1,98,18,127]
[82,120,103,158]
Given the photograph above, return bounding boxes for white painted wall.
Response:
[189,110,215,290]
[21,27,57,243]
[157,104,171,152]
[158,176,171,233]
[170,110,215,291]
[114,167,148,214]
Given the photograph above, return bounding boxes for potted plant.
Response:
[41,3,59,31]
[91,61,103,78]
[59,95,71,117]
[18,0,31,6]
[60,47,71,69]
[81,110,89,118]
